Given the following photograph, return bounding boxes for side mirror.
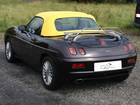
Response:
[18,25,26,32]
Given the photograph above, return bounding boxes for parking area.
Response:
[0,35,140,105]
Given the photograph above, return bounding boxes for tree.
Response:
[127,0,134,3]
[75,0,134,3]
[76,0,93,3]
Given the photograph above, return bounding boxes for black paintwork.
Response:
[4,25,137,80]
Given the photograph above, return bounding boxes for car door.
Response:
[13,25,33,61]
[13,17,43,65]
[24,16,44,66]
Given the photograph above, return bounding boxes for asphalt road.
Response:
[0,39,140,105]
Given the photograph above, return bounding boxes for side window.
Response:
[26,17,43,35]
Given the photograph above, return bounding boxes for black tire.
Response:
[5,40,16,63]
[41,57,61,90]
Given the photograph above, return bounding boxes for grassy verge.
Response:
[0,33,4,38]
[0,33,4,40]
[0,0,139,34]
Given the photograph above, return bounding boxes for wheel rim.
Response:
[42,61,53,85]
[6,42,12,60]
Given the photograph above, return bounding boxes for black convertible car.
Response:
[4,11,137,90]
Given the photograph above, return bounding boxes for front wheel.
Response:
[41,57,61,90]
[5,41,16,63]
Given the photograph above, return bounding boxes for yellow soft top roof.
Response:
[35,11,102,36]
[36,11,95,20]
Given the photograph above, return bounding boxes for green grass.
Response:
[0,0,139,34]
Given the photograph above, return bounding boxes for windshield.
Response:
[55,17,99,31]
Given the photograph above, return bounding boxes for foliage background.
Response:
[0,0,137,32]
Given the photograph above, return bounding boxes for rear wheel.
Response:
[41,57,61,90]
[5,40,16,63]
